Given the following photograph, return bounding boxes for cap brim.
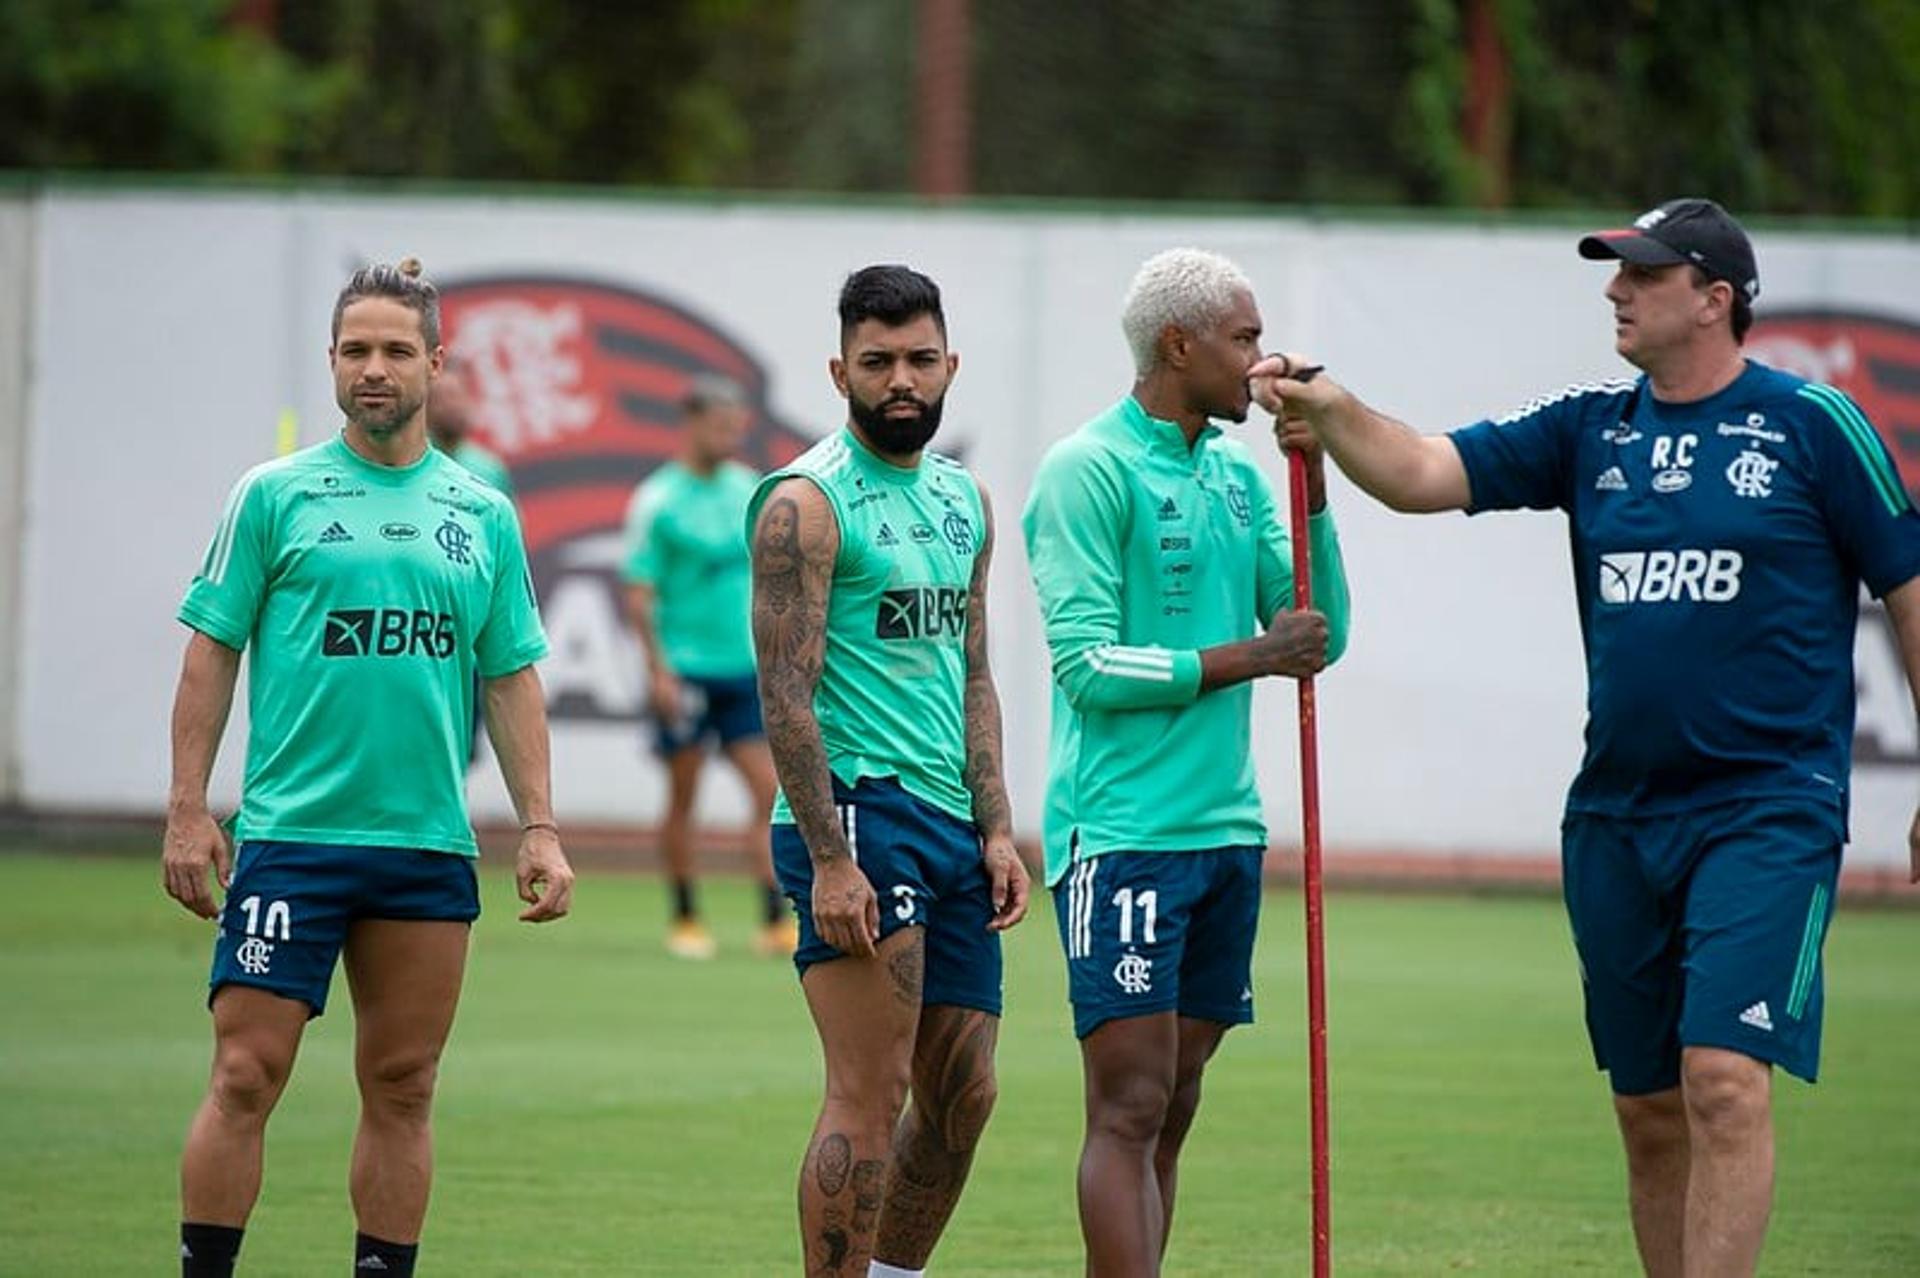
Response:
[1577,230,1689,266]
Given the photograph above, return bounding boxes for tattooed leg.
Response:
[797,929,924,1276]
[872,1005,1001,1269]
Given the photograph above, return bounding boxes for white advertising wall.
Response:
[12,187,1919,867]
[0,196,31,803]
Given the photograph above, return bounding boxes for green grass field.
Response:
[1,852,1914,1276]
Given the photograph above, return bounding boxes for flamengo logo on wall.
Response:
[1749,310,1920,766]
[1748,310,1920,496]
[438,277,812,724]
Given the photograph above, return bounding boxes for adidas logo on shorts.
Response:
[1738,1000,1773,1032]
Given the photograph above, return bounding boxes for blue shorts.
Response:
[771,777,1003,1016]
[651,673,764,756]
[209,841,481,1018]
[1562,798,1842,1095]
[1052,847,1263,1040]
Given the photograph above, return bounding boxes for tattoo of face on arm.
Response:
[751,490,846,861]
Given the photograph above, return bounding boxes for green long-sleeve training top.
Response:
[1021,395,1352,887]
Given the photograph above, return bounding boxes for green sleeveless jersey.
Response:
[747,428,985,825]
[178,434,549,856]
[621,459,758,678]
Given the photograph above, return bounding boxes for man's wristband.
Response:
[521,820,560,836]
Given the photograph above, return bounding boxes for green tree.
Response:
[0,0,345,172]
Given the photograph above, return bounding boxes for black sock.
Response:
[353,1232,418,1276]
[671,878,697,921]
[181,1222,243,1278]
[763,882,787,925]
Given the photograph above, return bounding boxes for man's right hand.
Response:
[1251,610,1330,678]
[162,806,232,920]
[811,856,880,958]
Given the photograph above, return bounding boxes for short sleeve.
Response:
[1448,388,1599,514]
[177,468,275,649]
[1798,384,1920,597]
[475,501,550,677]
[621,481,666,586]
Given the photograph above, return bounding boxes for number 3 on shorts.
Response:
[892,884,916,921]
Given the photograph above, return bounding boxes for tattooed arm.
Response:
[750,478,879,957]
[961,488,1030,931]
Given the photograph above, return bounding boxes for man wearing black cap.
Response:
[1251,199,1920,1277]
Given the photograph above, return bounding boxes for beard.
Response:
[342,385,424,438]
[849,390,945,457]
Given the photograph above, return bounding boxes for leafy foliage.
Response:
[3,0,1917,214]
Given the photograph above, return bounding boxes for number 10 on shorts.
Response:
[237,895,292,940]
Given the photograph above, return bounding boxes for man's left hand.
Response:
[517,826,576,922]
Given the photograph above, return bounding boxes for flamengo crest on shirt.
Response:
[1726,448,1778,499]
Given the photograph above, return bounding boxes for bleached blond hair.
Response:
[1120,247,1253,374]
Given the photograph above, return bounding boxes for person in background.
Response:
[622,375,791,959]
[427,354,513,498]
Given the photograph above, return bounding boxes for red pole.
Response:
[914,0,973,198]
[1462,0,1512,208]
[1288,449,1332,1276]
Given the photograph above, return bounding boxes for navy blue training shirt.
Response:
[1450,360,1920,821]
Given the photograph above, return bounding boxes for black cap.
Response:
[1578,198,1759,303]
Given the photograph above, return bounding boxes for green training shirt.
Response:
[621,459,759,679]
[1021,396,1353,886]
[449,441,514,497]
[747,428,985,825]
[179,434,549,856]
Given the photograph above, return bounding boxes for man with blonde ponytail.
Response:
[162,258,575,1278]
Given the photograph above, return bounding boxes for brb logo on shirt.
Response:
[321,609,458,658]
[1597,550,1743,605]
[875,587,968,640]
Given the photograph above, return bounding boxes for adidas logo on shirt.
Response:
[876,523,899,547]
[1157,497,1180,521]
[1594,466,1628,492]
[319,521,354,544]
[1738,1001,1773,1032]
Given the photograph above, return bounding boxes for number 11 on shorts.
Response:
[1114,887,1157,944]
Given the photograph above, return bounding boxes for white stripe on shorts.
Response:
[1070,858,1097,959]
